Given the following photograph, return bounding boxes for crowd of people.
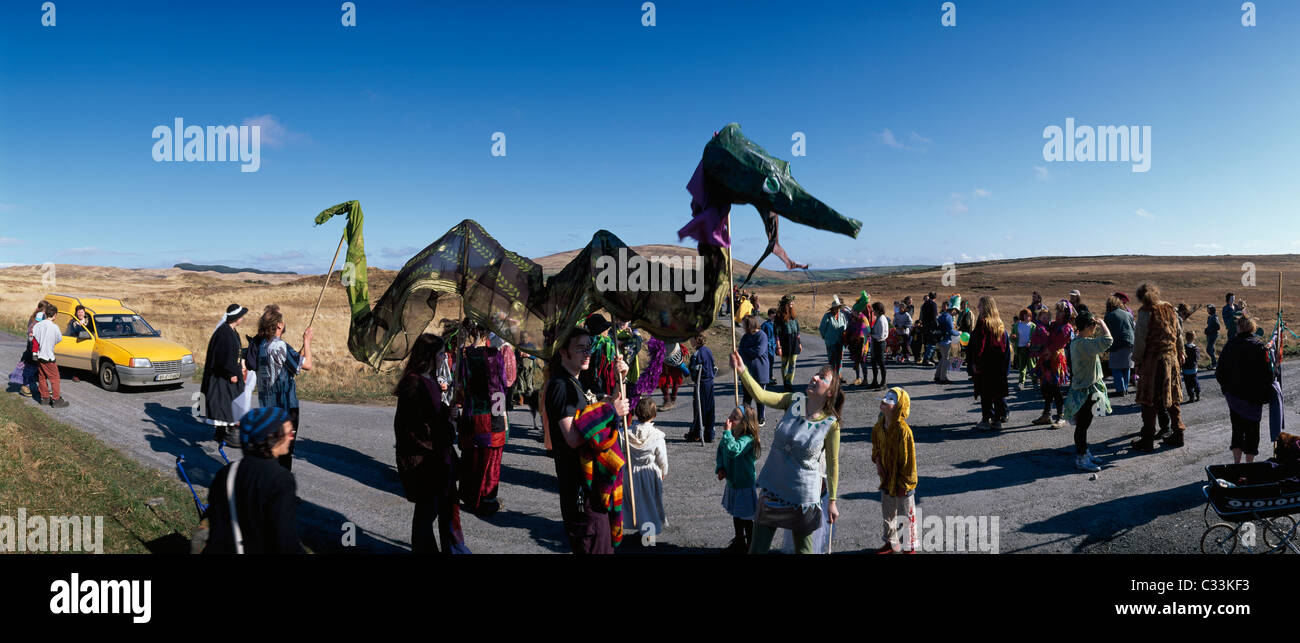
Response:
[7,281,1288,555]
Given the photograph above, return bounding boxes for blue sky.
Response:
[1,1,1297,273]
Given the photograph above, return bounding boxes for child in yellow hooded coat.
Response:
[871,387,917,553]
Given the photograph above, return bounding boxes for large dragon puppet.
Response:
[320,123,862,368]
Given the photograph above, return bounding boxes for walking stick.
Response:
[611,320,638,534]
[693,361,706,448]
[308,231,346,329]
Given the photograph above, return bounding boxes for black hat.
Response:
[224,304,248,323]
[584,313,611,336]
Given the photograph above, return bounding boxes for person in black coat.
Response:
[1215,315,1274,463]
[202,304,248,445]
[393,333,470,554]
[920,292,939,365]
[203,406,302,554]
[967,296,1011,430]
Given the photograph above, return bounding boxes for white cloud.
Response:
[947,188,989,214]
[947,193,969,214]
[0,237,21,246]
[1136,208,1155,219]
[880,128,903,149]
[241,114,308,148]
[880,129,930,151]
[958,252,1005,262]
[1034,166,1050,182]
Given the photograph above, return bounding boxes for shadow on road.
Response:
[498,461,558,494]
[1017,483,1204,551]
[298,498,410,554]
[141,402,226,488]
[294,436,404,497]
[481,508,569,553]
[918,446,1082,498]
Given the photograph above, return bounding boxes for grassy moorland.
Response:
[4,254,1297,405]
[0,393,196,553]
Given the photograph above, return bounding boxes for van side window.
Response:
[62,313,92,337]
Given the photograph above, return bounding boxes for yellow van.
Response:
[44,294,196,392]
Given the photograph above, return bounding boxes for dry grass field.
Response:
[4,254,1297,405]
[745,254,1300,361]
[0,264,418,404]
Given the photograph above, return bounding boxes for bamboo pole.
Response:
[729,213,739,407]
[308,232,347,329]
[611,319,637,535]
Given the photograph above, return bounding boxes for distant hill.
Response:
[174,263,297,275]
[529,244,927,286]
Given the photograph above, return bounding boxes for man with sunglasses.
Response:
[544,326,630,554]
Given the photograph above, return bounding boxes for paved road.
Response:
[4,329,1295,554]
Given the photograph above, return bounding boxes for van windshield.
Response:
[93,314,159,338]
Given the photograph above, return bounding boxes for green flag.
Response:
[314,200,370,322]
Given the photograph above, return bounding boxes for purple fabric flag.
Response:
[677,161,732,247]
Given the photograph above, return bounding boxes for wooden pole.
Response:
[308,232,347,329]
[611,319,637,534]
[728,213,739,407]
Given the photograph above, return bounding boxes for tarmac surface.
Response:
[4,328,1297,554]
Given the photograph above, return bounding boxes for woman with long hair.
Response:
[393,333,469,553]
[454,319,508,515]
[730,350,844,554]
[248,305,313,470]
[967,296,1011,430]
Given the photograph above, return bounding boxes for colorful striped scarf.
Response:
[573,400,626,547]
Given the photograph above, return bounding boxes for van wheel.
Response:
[99,360,120,392]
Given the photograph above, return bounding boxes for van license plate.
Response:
[155,373,180,381]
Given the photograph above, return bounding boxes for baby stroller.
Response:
[1200,461,1300,554]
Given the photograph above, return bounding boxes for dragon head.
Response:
[702,123,861,239]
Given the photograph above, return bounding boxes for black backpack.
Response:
[244,336,261,373]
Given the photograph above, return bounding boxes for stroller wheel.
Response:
[1200,524,1240,554]
[1260,516,1297,551]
